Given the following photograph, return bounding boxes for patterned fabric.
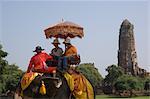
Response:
[44,21,84,39]
[64,72,74,91]
[21,71,38,90]
[64,72,94,99]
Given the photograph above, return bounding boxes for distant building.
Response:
[118,19,149,77]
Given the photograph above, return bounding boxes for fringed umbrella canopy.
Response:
[44,21,84,39]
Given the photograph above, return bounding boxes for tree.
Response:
[5,64,24,92]
[102,64,123,94]
[0,44,8,74]
[0,44,24,94]
[144,77,150,91]
[0,44,8,94]
[115,75,143,91]
[114,74,144,97]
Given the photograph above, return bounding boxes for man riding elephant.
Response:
[63,38,77,57]
[27,46,56,73]
[50,38,63,58]
[58,38,79,71]
[49,38,64,66]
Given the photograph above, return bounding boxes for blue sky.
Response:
[0,0,149,77]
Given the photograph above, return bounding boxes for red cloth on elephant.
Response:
[27,52,56,73]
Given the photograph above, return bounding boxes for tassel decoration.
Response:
[39,81,46,95]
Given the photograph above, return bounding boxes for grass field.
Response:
[96,95,150,99]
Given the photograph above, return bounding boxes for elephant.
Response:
[14,71,75,99]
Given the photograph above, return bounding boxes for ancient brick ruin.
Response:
[118,19,149,77]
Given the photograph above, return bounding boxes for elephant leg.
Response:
[14,84,23,99]
[14,92,22,99]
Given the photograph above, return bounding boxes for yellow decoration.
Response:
[76,90,82,95]
[64,72,94,99]
[21,71,38,90]
[64,72,74,91]
[39,81,46,95]
[82,75,94,99]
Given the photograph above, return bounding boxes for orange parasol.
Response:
[44,21,84,39]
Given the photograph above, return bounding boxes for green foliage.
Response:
[5,64,23,91]
[96,95,150,99]
[102,64,148,94]
[144,77,150,90]
[77,63,103,88]
[0,44,8,58]
[102,64,124,94]
[115,75,144,91]
[103,65,123,86]
[144,77,150,82]
[0,44,24,94]
[0,45,8,74]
